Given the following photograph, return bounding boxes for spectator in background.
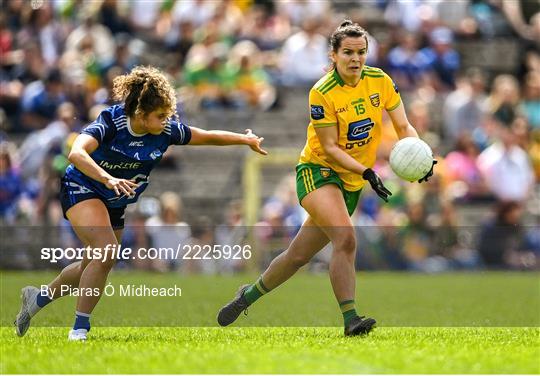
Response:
[18,102,79,182]
[224,40,276,110]
[183,42,228,109]
[442,68,487,145]
[20,68,66,131]
[17,2,65,68]
[520,71,540,130]
[398,202,435,272]
[97,0,132,36]
[477,200,528,269]
[477,122,535,203]
[121,210,152,270]
[432,200,479,270]
[277,0,330,27]
[146,191,192,272]
[279,17,329,86]
[0,143,26,223]
[417,26,460,91]
[387,31,425,91]
[171,0,216,28]
[64,9,115,70]
[484,74,521,125]
[444,133,490,202]
[184,216,216,274]
[215,199,248,273]
[164,20,196,66]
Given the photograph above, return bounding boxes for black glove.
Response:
[418,160,437,183]
[362,168,392,202]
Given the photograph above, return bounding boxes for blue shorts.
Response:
[60,176,126,229]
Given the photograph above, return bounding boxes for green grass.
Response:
[1,271,539,373]
[1,327,538,374]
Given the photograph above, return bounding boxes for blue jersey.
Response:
[64,105,191,207]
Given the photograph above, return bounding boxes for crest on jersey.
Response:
[320,168,331,179]
[150,149,162,160]
[369,93,380,107]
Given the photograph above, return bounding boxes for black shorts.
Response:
[60,176,126,229]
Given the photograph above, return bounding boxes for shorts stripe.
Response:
[301,170,311,193]
[307,168,316,191]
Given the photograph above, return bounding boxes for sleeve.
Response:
[170,120,192,145]
[383,72,402,112]
[309,89,337,128]
[81,109,116,144]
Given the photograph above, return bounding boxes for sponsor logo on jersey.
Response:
[369,93,380,107]
[99,160,142,170]
[336,105,349,114]
[129,141,144,147]
[347,118,374,141]
[346,118,374,150]
[351,98,366,115]
[310,105,325,120]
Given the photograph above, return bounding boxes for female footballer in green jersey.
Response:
[217,20,436,336]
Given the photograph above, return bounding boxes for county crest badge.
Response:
[369,93,380,107]
[320,168,331,178]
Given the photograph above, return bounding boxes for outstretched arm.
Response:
[188,127,267,155]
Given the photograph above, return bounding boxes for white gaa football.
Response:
[389,137,433,182]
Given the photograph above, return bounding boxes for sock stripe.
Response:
[75,311,91,317]
[339,300,355,307]
[340,303,356,313]
[257,278,270,293]
[254,280,268,295]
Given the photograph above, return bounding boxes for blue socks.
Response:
[73,311,91,331]
[36,291,52,308]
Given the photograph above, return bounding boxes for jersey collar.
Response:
[332,69,345,87]
[127,116,148,137]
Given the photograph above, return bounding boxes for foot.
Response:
[217,284,250,326]
[344,315,376,336]
[68,328,88,341]
[14,286,40,337]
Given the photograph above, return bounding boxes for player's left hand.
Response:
[362,168,392,202]
[245,129,268,155]
[418,159,437,183]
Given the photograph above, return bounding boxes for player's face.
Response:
[332,36,368,85]
[143,108,170,135]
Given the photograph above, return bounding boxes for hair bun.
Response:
[339,20,354,28]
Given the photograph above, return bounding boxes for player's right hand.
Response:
[362,168,392,202]
[105,177,138,197]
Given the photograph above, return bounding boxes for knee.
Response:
[90,258,116,273]
[332,232,356,255]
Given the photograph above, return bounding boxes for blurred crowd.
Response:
[1,0,539,271]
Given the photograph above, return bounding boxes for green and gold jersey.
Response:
[299,66,401,191]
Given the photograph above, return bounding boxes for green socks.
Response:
[340,300,357,327]
[243,276,270,305]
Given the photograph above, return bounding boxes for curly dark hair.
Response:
[112,66,176,119]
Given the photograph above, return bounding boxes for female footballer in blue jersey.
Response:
[217,20,436,336]
[15,66,267,341]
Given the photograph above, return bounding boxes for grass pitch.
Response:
[1,271,539,374]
